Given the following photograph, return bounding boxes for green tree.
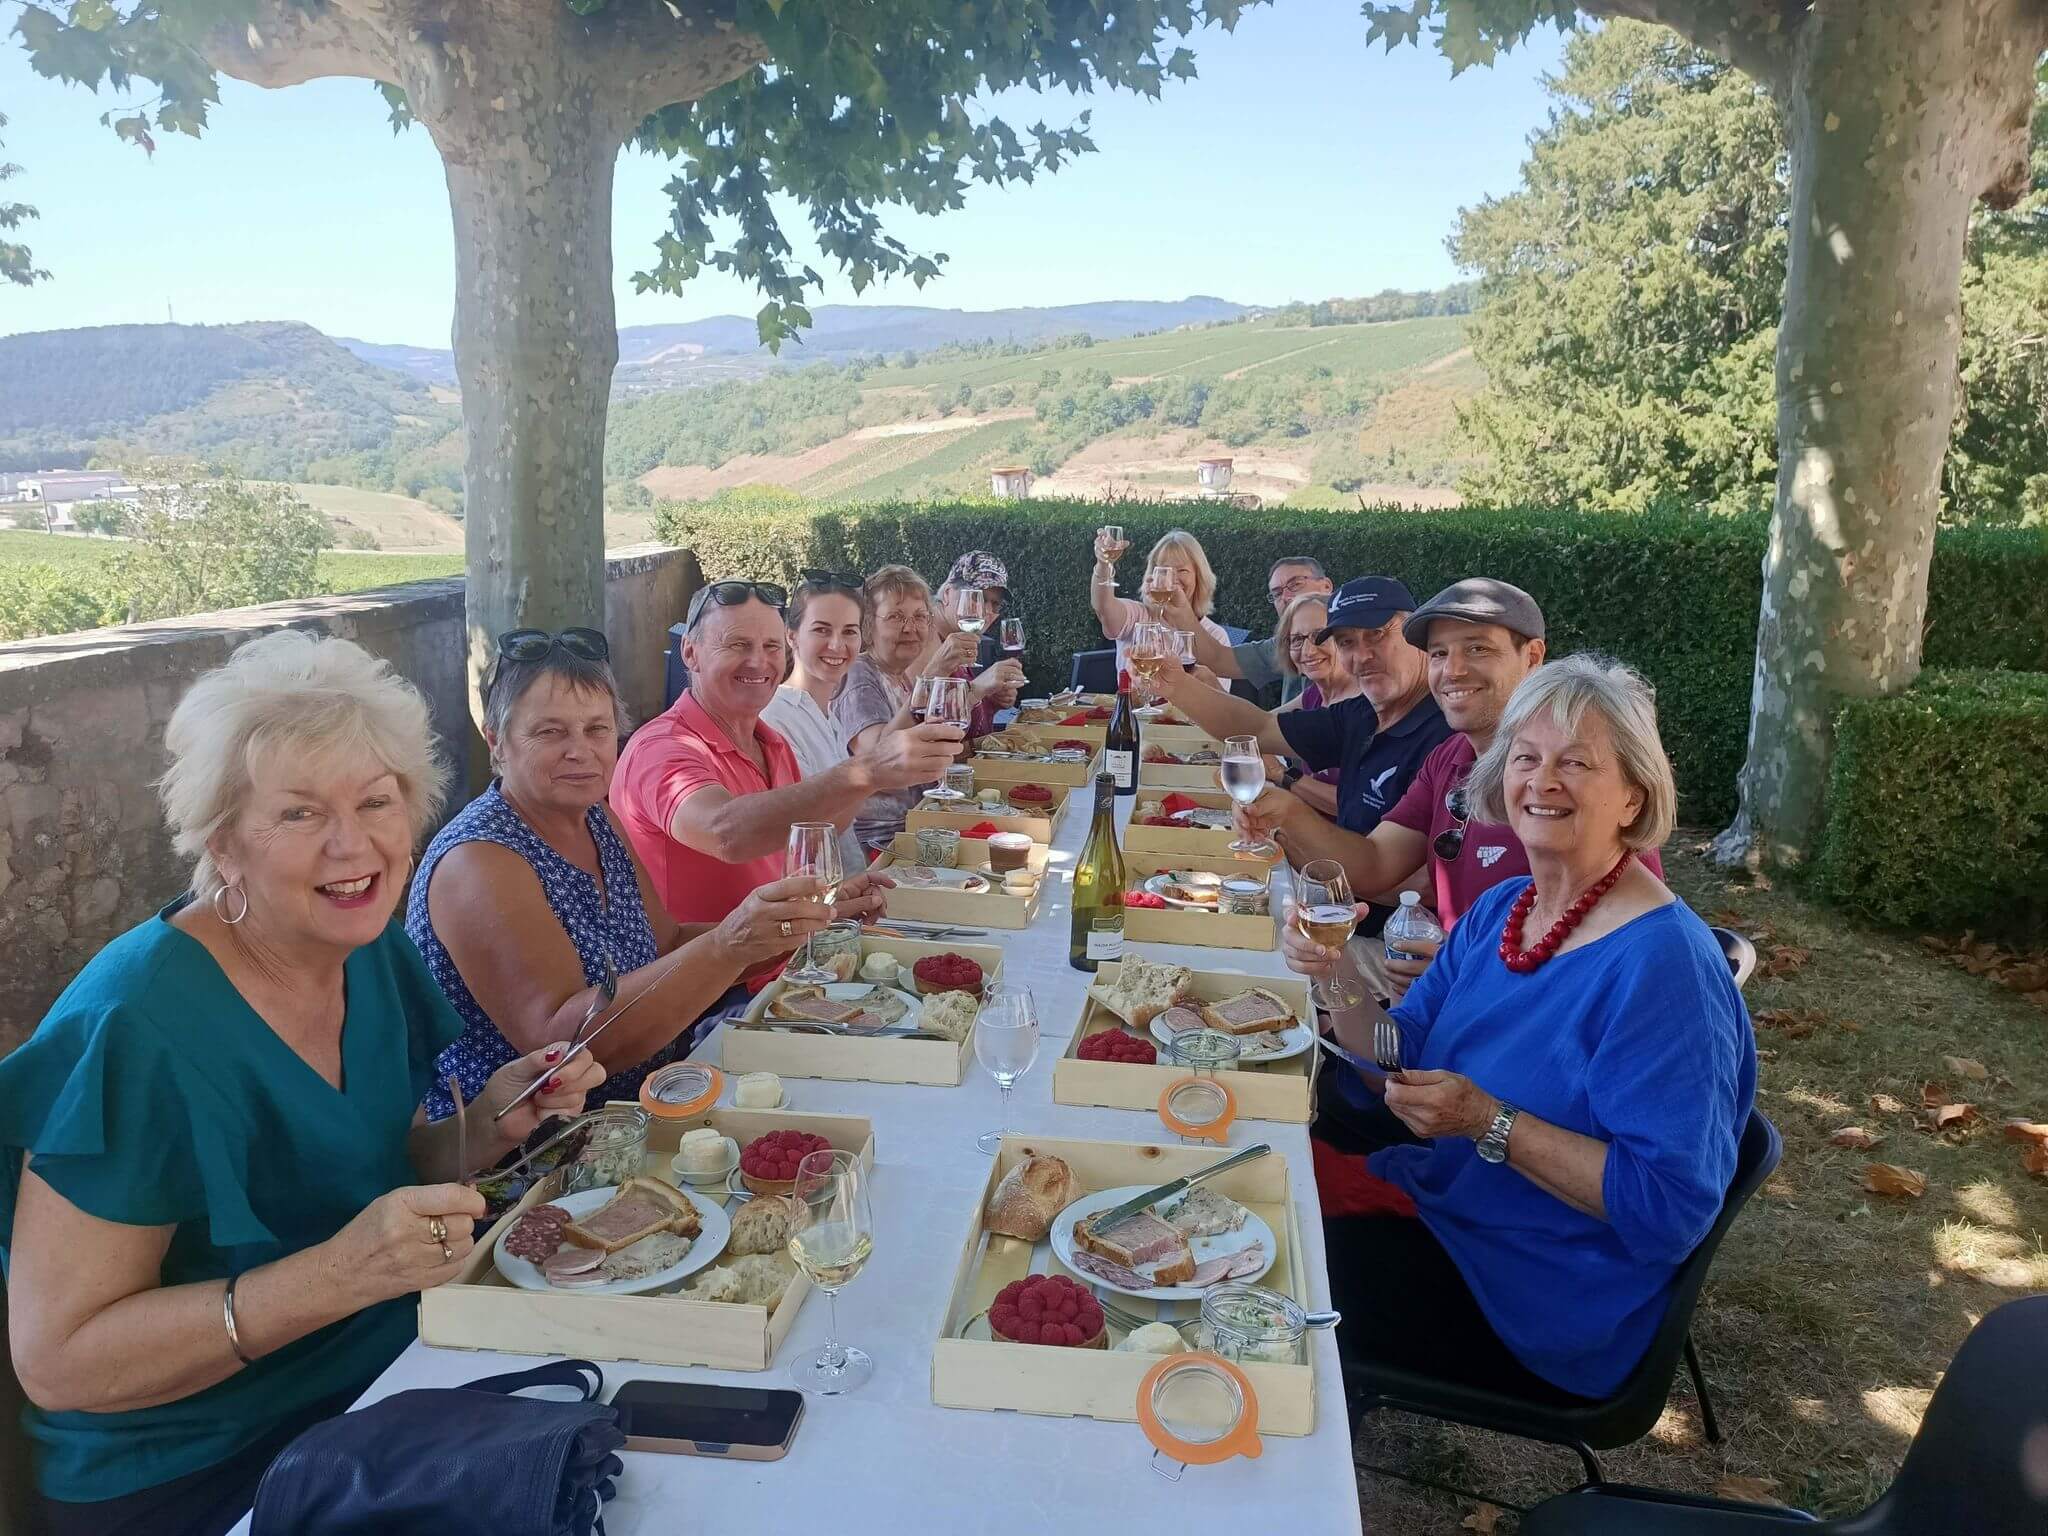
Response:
[71,499,132,536]
[12,0,1250,704]
[0,563,124,641]
[1368,0,2048,871]
[120,476,332,620]
[0,111,47,287]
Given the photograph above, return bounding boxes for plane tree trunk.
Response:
[200,0,765,713]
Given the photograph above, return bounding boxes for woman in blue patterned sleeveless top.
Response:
[408,631,837,1120]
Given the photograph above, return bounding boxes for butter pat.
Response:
[1001,867,1036,896]
[859,951,900,984]
[677,1128,735,1174]
[1117,1322,1188,1356]
[734,1071,783,1109]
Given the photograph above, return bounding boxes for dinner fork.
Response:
[566,947,619,1058]
[1372,1014,1403,1077]
[448,1073,468,1182]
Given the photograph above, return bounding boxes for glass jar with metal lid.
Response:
[810,918,864,983]
[1218,877,1269,917]
[1197,1283,1308,1366]
[564,1104,651,1194]
[1166,1028,1243,1077]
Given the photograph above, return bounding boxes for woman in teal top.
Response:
[0,632,604,1536]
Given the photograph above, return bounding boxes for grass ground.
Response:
[0,531,462,597]
[283,482,465,551]
[1353,835,2048,1532]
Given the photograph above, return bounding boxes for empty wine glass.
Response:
[781,822,842,983]
[955,586,989,636]
[1221,734,1275,857]
[787,1149,875,1394]
[1294,858,1362,1010]
[923,677,973,798]
[974,984,1041,1155]
[1172,629,1196,670]
[998,616,1026,656]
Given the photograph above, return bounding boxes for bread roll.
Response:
[984,1154,1077,1241]
[729,1194,795,1256]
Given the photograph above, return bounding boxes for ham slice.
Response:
[1066,1249,1150,1291]
[1187,1243,1267,1288]
[1155,1004,1208,1036]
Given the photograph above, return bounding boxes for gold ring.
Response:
[779,920,793,939]
[428,1217,447,1244]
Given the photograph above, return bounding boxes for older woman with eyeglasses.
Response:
[409,623,869,1118]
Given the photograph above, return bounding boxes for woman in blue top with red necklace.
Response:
[1316,654,1754,1401]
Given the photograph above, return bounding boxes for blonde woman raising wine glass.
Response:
[788,1148,875,1394]
[782,823,843,984]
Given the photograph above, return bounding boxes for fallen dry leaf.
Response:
[1707,909,1748,929]
[1931,1102,1979,1131]
[2002,1120,2048,1145]
[2024,1142,2048,1178]
[2001,960,2048,992]
[1918,934,1951,955]
[1761,944,1811,979]
[1944,1056,1990,1082]
[1755,1007,1826,1039]
[1829,1126,1884,1150]
[1460,1503,1502,1534]
[1713,1474,1782,1504]
[1920,1081,1951,1108]
[1835,1016,1864,1034]
[1871,1093,1908,1115]
[1863,1164,1929,1199]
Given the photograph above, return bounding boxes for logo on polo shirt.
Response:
[1359,763,1400,811]
[1477,846,1507,868]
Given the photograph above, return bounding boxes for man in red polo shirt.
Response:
[614,580,960,984]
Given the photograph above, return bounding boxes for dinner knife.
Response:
[1085,1143,1272,1235]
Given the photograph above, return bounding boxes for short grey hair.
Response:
[1270,555,1325,580]
[483,651,629,766]
[1465,653,1676,852]
[160,630,451,902]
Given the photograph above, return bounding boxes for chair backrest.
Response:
[1221,623,1251,645]
[0,1284,32,1536]
[1844,1294,2048,1533]
[1069,648,1119,695]
[1712,926,1758,991]
[1604,1110,1781,1428]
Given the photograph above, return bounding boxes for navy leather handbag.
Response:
[250,1358,626,1536]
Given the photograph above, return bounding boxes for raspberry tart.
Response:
[1077,1028,1157,1065]
[738,1129,833,1195]
[988,1274,1107,1348]
[1007,782,1054,806]
[911,951,985,999]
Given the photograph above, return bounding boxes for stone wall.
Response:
[0,544,698,1054]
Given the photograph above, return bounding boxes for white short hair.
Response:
[160,630,450,901]
[1465,653,1676,852]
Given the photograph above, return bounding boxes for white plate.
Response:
[1148,1013,1313,1065]
[820,982,923,1029]
[890,866,990,893]
[1050,1186,1276,1302]
[493,1183,730,1296]
[1142,871,1225,910]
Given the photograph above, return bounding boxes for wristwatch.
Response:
[1476,1101,1519,1164]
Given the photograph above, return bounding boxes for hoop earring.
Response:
[213,883,249,926]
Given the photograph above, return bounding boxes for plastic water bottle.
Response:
[1384,890,1446,964]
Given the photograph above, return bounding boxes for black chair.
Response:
[1350,1109,1783,1489]
[1712,926,1758,991]
[1069,647,1119,695]
[1517,1293,2048,1534]
[664,620,690,708]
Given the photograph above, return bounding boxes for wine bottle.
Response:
[1104,669,1140,796]
[1068,773,1127,971]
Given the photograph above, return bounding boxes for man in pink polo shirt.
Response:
[613,580,960,984]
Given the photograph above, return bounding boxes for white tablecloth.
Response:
[236,796,1360,1535]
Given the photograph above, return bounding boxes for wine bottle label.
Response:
[1104,749,1134,788]
[1085,923,1125,961]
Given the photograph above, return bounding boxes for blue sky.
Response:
[0,2,1566,348]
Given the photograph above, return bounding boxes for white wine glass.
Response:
[781,822,842,984]
[974,984,1041,1155]
[1127,620,1171,705]
[1294,858,1363,1011]
[955,586,989,636]
[788,1149,875,1394]
[1221,734,1275,857]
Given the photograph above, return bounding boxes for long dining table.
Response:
[235,788,1362,1536]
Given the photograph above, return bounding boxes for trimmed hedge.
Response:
[1812,670,2048,938]
[654,493,2048,822]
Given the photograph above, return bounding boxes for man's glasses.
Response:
[686,579,788,626]
[496,627,610,663]
[1433,786,1471,862]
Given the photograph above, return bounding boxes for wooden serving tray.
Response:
[1125,789,1280,866]
[907,783,1073,843]
[1124,850,1279,953]
[872,833,1048,930]
[1052,960,1316,1124]
[931,1132,1316,1434]
[421,1107,875,1372]
[719,934,1004,1086]
[969,749,1100,788]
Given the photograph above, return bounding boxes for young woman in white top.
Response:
[760,572,870,871]
[1090,527,1232,681]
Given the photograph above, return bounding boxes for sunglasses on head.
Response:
[800,568,864,592]
[686,579,788,626]
[1433,786,1472,862]
[496,627,610,664]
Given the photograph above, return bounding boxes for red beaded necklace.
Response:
[1499,851,1633,973]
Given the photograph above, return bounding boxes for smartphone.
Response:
[609,1379,806,1461]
